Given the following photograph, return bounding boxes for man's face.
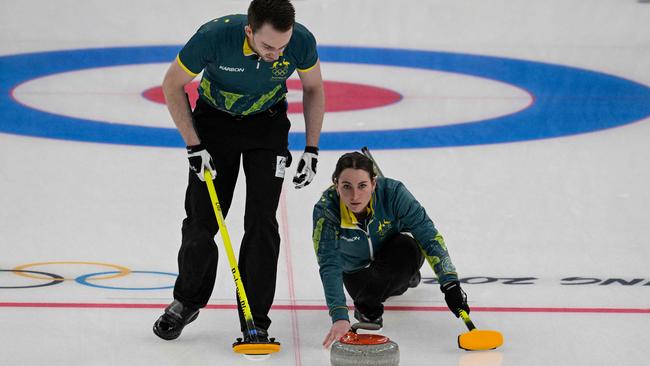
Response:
[245,23,293,62]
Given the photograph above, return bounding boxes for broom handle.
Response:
[361,146,384,177]
[204,170,258,339]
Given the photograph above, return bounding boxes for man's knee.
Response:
[181,222,218,258]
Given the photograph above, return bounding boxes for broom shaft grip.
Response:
[459,309,476,331]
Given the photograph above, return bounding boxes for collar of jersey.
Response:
[243,36,285,57]
[339,196,375,229]
[243,37,255,56]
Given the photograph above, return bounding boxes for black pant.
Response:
[343,233,424,320]
[173,97,291,332]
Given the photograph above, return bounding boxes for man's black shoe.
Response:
[153,300,199,340]
[234,327,280,347]
[242,327,270,343]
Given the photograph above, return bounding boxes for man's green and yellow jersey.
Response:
[177,14,318,116]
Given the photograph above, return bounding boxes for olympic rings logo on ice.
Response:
[0,261,177,290]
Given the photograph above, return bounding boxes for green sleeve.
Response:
[393,182,459,285]
[313,207,349,323]
[295,25,318,71]
[178,25,219,75]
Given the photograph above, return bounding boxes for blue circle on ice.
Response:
[1,46,649,149]
[75,270,176,290]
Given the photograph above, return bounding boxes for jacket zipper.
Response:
[325,208,376,264]
[354,218,375,262]
[366,230,374,261]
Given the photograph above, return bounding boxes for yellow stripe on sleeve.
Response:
[176,55,198,77]
[297,62,317,73]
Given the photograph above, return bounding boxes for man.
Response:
[153,0,324,344]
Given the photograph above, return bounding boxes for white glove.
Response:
[292,146,319,189]
[186,144,216,181]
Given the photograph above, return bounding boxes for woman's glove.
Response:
[441,280,470,317]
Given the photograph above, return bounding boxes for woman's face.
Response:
[336,168,376,214]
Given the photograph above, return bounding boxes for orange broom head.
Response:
[232,342,281,355]
[458,329,503,351]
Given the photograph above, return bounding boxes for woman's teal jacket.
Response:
[312,177,459,323]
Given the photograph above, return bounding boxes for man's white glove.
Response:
[187,144,216,181]
[292,146,318,189]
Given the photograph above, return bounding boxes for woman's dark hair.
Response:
[248,0,295,32]
[332,152,377,183]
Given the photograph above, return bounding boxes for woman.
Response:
[312,152,470,348]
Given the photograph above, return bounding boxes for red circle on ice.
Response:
[142,79,402,113]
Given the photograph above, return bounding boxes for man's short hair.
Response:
[248,0,295,32]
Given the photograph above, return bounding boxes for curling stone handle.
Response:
[351,322,382,332]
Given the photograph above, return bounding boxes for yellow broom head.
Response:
[232,342,281,355]
[458,329,504,351]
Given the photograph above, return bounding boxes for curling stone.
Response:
[330,323,399,366]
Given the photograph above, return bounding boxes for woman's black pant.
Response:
[172,97,291,332]
[343,233,425,320]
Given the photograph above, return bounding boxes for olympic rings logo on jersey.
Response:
[271,59,290,77]
[0,261,177,290]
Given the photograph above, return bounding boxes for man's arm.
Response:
[162,59,201,146]
[297,59,324,147]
